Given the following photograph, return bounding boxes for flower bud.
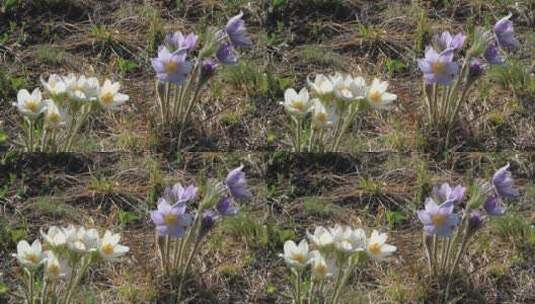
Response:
[467,211,484,235]
[468,59,485,80]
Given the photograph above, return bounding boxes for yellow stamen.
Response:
[431,214,447,226]
[431,62,446,75]
[100,92,114,105]
[48,265,60,277]
[26,101,38,112]
[164,60,179,74]
[102,243,114,255]
[368,90,382,103]
[316,112,327,123]
[27,254,39,264]
[368,242,382,256]
[163,214,178,225]
[291,253,306,264]
[292,101,305,111]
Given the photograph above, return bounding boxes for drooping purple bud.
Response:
[468,211,484,233]
[225,11,252,48]
[493,13,519,49]
[225,165,251,200]
[484,42,504,65]
[200,210,217,235]
[469,59,485,79]
[483,195,505,216]
[200,59,218,81]
[492,163,519,198]
[216,42,238,65]
[216,196,239,216]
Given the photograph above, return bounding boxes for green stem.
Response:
[177,82,203,149]
[28,119,34,152]
[27,269,34,304]
[295,117,302,152]
[176,234,202,302]
[423,232,433,275]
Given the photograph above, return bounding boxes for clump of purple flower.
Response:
[151,12,253,147]
[149,165,251,301]
[417,14,520,144]
[417,164,519,301]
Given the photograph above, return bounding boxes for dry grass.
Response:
[1,0,534,303]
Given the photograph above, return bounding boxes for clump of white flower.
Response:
[12,224,129,304]
[281,224,396,303]
[281,72,397,152]
[12,74,129,152]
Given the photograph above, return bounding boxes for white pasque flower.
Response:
[98,230,129,261]
[309,250,336,281]
[366,79,397,109]
[64,74,100,102]
[41,74,67,96]
[13,240,46,267]
[64,226,100,253]
[281,88,313,116]
[43,100,67,129]
[311,99,337,129]
[98,79,129,110]
[307,226,334,249]
[13,88,46,119]
[280,239,312,268]
[41,226,67,247]
[333,75,366,101]
[366,230,397,261]
[330,225,366,253]
[308,74,334,96]
[44,251,70,281]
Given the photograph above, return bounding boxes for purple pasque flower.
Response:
[225,165,251,200]
[492,163,519,198]
[417,198,460,237]
[432,183,466,204]
[216,42,238,64]
[417,47,459,85]
[494,13,519,49]
[467,210,484,234]
[150,199,193,237]
[484,42,504,65]
[163,183,198,206]
[468,59,485,79]
[165,31,198,51]
[151,46,193,84]
[434,31,466,51]
[483,195,505,216]
[225,11,252,47]
[216,196,239,216]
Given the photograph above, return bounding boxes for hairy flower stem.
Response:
[432,235,438,278]
[307,281,315,304]
[40,279,47,304]
[423,232,434,274]
[441,238,451,273]
[296,118,303,152]
[26,269,34,304]
[445,222,470,301]
[64,256,92,304]
[177,81,203,149]
[307,128,315,152]
[331,257,354,304]
[176,215,203,302]
[28,119,34,152]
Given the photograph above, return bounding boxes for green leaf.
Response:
[118,210,140,225]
